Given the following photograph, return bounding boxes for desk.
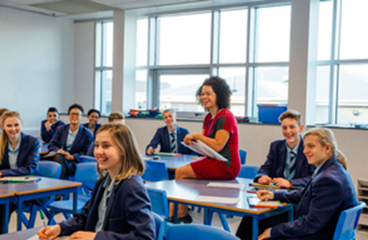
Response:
[0,226,40,239]
[146,178,293,240]
[0,177,81,231]
[0,190,14,233]
[145,154,197,170]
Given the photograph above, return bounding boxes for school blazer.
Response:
[40,120,66,143]
[0,132,41,176]
[271,157,358,240]
[254,138,315,186]
[48,124,93,162]
[145,126,191,154]
[59,174,155,240]
[82,123,102,137]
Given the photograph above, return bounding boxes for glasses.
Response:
[69,113,81,117]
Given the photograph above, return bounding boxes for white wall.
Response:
[0,6,74,136]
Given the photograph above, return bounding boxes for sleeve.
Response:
[1,138,40,176]
[254,143,275,182]
[289,175,313,187]
[40,120,53,143]
[271,177,344,238]
[94,184,155,240]
[273,189,303,205]
[48,127,63,152]
[145,129,161,154]
[71,130,94,162]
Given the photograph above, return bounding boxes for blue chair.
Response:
[47,162,99,224]
[147,188,169,220]
[165,224,240,240]
[142,160,169,182]
[152,212,165,240]
[333,202,366,240]
[20,161,62,228]
[79,155,97,163]
[239,149,247,165]
[238,165,260,179]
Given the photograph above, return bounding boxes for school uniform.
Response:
[83,122,102,137]
[254,138,315,187]
[58,174,155,240]
[40,120,66,143]
[87,142,95,157]
[145,126,191,154]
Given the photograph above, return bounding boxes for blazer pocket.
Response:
[108,216,125,231]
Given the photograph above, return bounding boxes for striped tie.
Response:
[170,132,176,153]
[288,151,296,180]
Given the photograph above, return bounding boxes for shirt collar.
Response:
[312,157,330,178]
[286,136,300,154]
[68,126,79,136]
[8,138,21,154]
[102,167,122,190]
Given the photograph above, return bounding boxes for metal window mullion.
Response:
[245,6,255,116]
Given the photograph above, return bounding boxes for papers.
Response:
[207,182,245,189]
[181,140,227,162]
[247,197,282,208]
[0,176,41,183]
[27,235,69,240]
[195,195,240,204]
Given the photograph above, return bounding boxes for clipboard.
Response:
[0,176,41,183]
[181,140,227,162]
[247,196,282,208]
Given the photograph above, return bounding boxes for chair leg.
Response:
[48,211,57,225]
[20,212,29,229]
[218,213,230,232]
[27,205,39,229]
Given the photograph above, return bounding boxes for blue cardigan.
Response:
[48,124,93,162]
[59,174,155,240]
[271,157,358,240]
[40,120,66,143]
[254,138,315,186]
[145,126,191,154]
[0,132,41,176]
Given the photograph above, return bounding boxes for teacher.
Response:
[171,76,241,223]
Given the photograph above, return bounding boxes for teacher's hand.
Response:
[183,133,199,145]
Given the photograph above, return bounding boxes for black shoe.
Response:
[178,214,192,224]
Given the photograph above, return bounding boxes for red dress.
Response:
[191,108,240,179]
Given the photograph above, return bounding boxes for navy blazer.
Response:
[40,120,66,143]
[86,142,95,157]
[271,157,358,240]
[0,132,41,176]
[83,123,102,137]
[254,138,315,186]
[59,174,155,240]
[145,126,191,154]
[48,124,93,162]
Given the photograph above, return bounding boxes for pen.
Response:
[39,210,47,232]
[265,181,278,201]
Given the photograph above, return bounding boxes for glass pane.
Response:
[103,22,113,67]
[317,1,333,61]
[255,67,289,117]
[219,9,248,64]
[218,68,246,116]
[158,13,211,65]
[340,0,368,59]
[136,70,147,110]
[136,18,148,66]
[159,74,209,111]
[315,66,330,124]
[256,5,291,62]
[337,65,368,125]
[97,70,112,115]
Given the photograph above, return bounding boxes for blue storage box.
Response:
[258,105,287,124]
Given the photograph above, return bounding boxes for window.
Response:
[95,21,113,115]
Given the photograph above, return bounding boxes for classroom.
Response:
[0,0,367,239]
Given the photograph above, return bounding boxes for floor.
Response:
[5,209,368,239]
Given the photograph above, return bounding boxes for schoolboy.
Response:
[40,107,66,143]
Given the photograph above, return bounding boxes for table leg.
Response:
[252,216,258,240]
[16,197,23,231]
[73,188,78,215]
[173,203,178,224]
[3,200,9,233]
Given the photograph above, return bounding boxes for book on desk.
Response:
[250,183,303,190]
[247,196,282,208]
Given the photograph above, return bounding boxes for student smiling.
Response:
[40,107,66,143]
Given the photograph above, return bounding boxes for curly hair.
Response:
[195,76,232,109]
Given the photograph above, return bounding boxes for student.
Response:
[37,124,155,240]
[0,108,9,133]
[254,110,315,188]
[48,104,93,179]
[0,111,42,233]
[146,108,191,155]
[238,128,358,240]
[40,107,66,143]
[86,112,125,157]
[83,109,102,137]
[174,76,241,223]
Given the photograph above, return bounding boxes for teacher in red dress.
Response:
[170,76,241,223]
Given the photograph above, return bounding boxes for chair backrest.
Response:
[38,161,62,179]
[74,162,99,199]
[79,155,97,163]
[238,164,260,179]
[152,212,165,240]
[166,224,240,240]
[146,188,169,220]
[239,149,247,165]
[333,201,366,240]
[142,160,169,182]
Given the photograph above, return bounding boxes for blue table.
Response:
[145,154,197,170]
[146,178,293,240]
[0,177,81,231]
[0,190,14,234]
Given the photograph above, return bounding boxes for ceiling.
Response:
[0,0,274,20]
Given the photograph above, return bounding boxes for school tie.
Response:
[170,132,176,153]
[288,151,296,180]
